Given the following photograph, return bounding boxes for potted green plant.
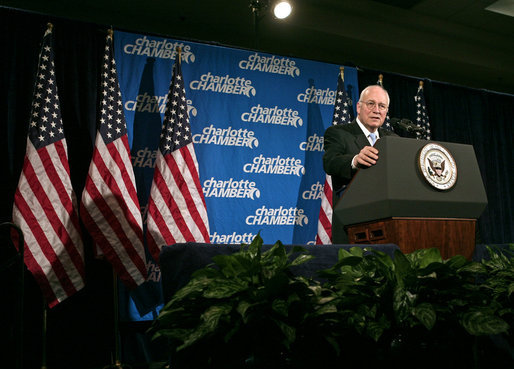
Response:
[149,238,514,369]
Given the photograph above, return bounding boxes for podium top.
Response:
[334,136,488,226]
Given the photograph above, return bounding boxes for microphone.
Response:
[390,118,425,133]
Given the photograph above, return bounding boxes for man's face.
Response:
[356,86,389,132]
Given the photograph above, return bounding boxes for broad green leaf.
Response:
[444,255,468,269]
[290,253,315,267]
[338,247,354,260]
[272,299,289,317]
[273,319,296,347]
[412,303,436,330]
[416,248,442,268]
[152,328,192,341]
[211,254,247,277]
[154,307,188,325]
[508,282,514,297]
[247,233,263,259]
[461,310,509,336]
[393,250,411,283]
[315,303,338,315]
[393,286,411,322]
[291,245,308,254]
[366,321,386,342]
[457,262,487,274]
[202,304,232,330]
[172,276,212,301]
[370,249,394,270]
[203,278,248,298]
[179,304,232,350]
[325,336,341,356]
[349,246,365,257]
[236,300,252,321]
[339,256,363,266]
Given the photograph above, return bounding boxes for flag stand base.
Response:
[103,269,132,369]
[103,359,132,369]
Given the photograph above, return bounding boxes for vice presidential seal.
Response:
[418,143,457,190]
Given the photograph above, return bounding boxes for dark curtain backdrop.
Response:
[1,8,115,369]
[1,7,513,369]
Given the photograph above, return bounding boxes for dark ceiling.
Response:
[3,0,514,94]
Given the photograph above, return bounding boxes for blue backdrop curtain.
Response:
[1,7,513,369]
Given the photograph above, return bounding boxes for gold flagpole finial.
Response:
[108,28,114,37]
[419,80,424,88]
[176,46,182,66]
[378,74,384,83]
[47,23,53,31]
[339,66,345,81]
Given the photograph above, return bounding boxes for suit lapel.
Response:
[355,133,369,149]
[348,121,370,149]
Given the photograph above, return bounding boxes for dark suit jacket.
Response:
[323,120,396,197]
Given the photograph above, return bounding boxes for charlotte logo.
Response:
[189,72,256,97]
[132,147,157,168]
[243,155,305,176]
[125,94,196,116]
[238,52,300,77]
[124,93,167,113]
[297,86,336,105]
[241,104,303,128]
[299,133,324,152]
[302,181,324,200]
[192,124,259,148]
[418,143,457,190]
[210,232,256,244]
[246,206,309,226]
[123,36,195,62]
[203,177,261,199]
[187,99,197,117]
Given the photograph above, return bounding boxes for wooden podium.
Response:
[346,217,476,259]
[333,137,487,259]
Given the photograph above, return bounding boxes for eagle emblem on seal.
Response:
[418,143,457,190]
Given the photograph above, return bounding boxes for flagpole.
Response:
[100,29,130,369]
[102,269,127,369]
[339,66,344,82]
[177,46,182,66]
[41,303,47,369]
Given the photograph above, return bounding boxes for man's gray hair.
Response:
[359,85,390,105]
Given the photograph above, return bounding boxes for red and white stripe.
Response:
[146,143,210,262]
[80,134,147,288]
[13,139,85,308]
[315,174,333,245]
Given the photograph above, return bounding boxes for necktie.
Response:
[369,132,377,145]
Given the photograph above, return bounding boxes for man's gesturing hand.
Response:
[353,146,379,167]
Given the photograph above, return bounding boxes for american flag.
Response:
[12,25,85,308]
[146,55,210,262]
[414,82,431,140]
[80,32,147,288]
[315,68,353,244]
[377,74,392,131]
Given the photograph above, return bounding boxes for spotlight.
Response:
[273,1,292,19]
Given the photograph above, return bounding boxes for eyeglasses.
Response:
[360,100,388,112]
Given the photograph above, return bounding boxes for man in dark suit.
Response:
[323,85,397,241]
